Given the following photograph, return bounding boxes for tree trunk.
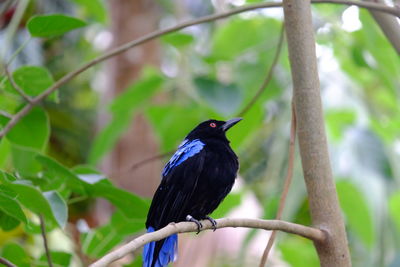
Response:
[105,0,162,198]
[282,0,351,266]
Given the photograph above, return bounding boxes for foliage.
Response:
[0,1,399,267]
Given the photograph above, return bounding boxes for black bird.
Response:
[143,118,241,267]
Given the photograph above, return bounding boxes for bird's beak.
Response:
[222,118,242,132]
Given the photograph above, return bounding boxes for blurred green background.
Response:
[0,0,399,266]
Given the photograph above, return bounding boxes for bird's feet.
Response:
[186,215,203,234]
[205,216,217,231]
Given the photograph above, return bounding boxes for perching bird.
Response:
[143,118,242,267]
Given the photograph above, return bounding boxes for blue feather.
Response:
[143,227,155,267]
[142,227,178,267]
[162,139,205,176]
[155,234,178,267]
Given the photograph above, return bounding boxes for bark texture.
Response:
[282,0,351,266]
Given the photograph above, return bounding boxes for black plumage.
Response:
[143,118,241,267]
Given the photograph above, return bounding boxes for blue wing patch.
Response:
[162,139,205,176]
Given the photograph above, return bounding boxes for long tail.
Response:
[143,227,178,267]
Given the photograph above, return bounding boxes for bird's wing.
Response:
[162,139,204,177]
[146,139,206,229]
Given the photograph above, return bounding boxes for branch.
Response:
[0,110,12,118]
[0,0,398,138]
[89,218,325,267]
[0,257,17,267]
[39,214,53,267]
[4,67,33,103]
[259,102,297,267]
[237,24,285,117]
[363,0,400,54]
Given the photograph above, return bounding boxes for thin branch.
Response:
[129,151,173,172]
[237,24,285,117]
[89,218,325,267]
[0,110,13,118]
[0,257,17,267]
[4,67,33,103]
[0,0,398,138]
[259,102,297,267]
[39,214,53,267]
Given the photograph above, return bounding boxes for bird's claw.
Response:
[186,215,203,234]
[205,216,217,231]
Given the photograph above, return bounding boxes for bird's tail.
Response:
[143,227,178,267]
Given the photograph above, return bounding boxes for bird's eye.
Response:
[210,122,217,128]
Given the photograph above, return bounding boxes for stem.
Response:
[39,214,53,267]
[259,102,297,267]
[282,0,351,265]
[237,24,285,117]
[89,218,325,267]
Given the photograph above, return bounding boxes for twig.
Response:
[259,102,297,267]
[0,257,17,267]
[0,110,13,118]
[4,67,33,103]
[237,24,285,117]
[89,218,325,267]
[39,214,53,267]
[129,151,173,171]
[0,0,398,138]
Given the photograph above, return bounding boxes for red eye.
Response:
[210,122,217,128]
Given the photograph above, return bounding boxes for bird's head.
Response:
[186,118,242,141]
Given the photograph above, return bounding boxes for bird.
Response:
[143,118,242,267]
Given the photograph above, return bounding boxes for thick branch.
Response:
[283,0,351,265]
[363,0,400,54]
[0,0,398,138]
[89,218,325,267]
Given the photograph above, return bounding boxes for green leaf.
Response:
[0,211,20,231]
[0,138,11,168]
[194,77,243,116]
[5,66,58,102]
[11,145,41,176]
[88,179,149,219]
[7,182,61,228]
[0,192,27,224]
[43,191,68,228]
[6,107,49,151]
[37,251,72,267]
[211,17,280,60]
[1,243,31,267]
[389,192,400,232]
[27,14,86,38]
[161,32,194,47]
[279,236,319,267]
[336,180,375,247]
[36,154,86,195]
[89,69,164,164]
[325,109,356,141]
